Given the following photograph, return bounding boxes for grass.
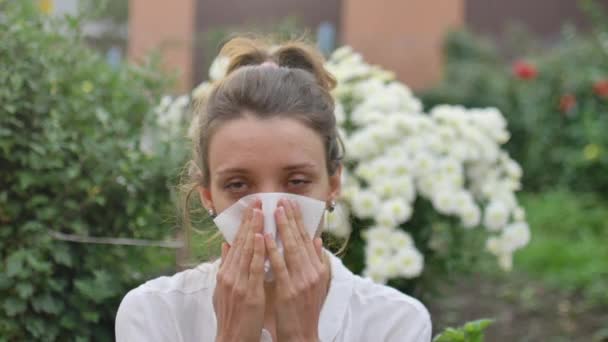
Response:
[514,188,608,304]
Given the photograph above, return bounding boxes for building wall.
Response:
[466,0,608,40]
[341,0,464,91]
[193,0,341,84]
[128,0,196,92]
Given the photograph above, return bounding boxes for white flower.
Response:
[209,56,229,81]
[483,201,510,231]
[497,253,513,271]
[351,190,381,219]
[391,231,414,248]
[460,203,481,228]
[502,222,531,250]
[392,176,416,203]
[371,179,397,200]
[503,158,523,179]
[376,198,412,227]
[412,153,437,176]
[394,247,424,278]
[432,187,458,215]
[512,206,526,222]
[334,102,346,125]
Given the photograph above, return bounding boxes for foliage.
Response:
[515,189,608,304]
[433,319,494,342]
[420,2,608,196]
[0,2,181,339]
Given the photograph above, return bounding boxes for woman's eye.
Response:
[288,179,311,187]
[224,181,248,192]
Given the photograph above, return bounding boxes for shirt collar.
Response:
[318,249,355,342]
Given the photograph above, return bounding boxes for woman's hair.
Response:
[194,37,341,186]
[178,37,346,261]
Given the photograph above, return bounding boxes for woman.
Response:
[115,37,431,342]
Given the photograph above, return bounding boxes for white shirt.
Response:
[115,250,432,342]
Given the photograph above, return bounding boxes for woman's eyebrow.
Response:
[283,163,317,171]
[216,167,249,176]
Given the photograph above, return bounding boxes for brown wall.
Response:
[466,0,608,40]
[341,0,464,91]
[128,0,196,92]
[193,0,342,84]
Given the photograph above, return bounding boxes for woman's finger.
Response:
[290,199,322,268]
[290,200,310,243]
[225,205,253,270]
[248,233,266,291]
[238,209,260,277]
[275,204,301,272]
[283,199,318,274]
[313,237,324,261]
[220,242,229,267]
[264,233,290,285]
[282,199,302,245]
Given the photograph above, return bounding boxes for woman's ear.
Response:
[197,185,214,212]
[328,164,342,203]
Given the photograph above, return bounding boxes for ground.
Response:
[428,271,608,341]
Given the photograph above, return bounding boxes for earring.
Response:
[208,208,216,218]
[328,200,336,213]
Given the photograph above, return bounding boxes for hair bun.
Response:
[218,37,336,91]
[274,43,336,91]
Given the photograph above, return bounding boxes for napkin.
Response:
[213,192,325,280]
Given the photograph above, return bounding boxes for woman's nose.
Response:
[257,181,283,194]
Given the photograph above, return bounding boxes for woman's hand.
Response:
[265,199,330,342]
[213,201,266,342]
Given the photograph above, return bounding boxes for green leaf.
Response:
[464,319,494,334]
[0,273,12,290]
[51,244,73,267]
[82,311,100,323]
[16,282,34,299]
[32,293,63,314]
[25,317,45,338]
[3,297,27,316]
[5,250,26,278]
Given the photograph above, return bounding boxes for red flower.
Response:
[593,79,608,98]
[512,60,538,80]
[559,94,576,114]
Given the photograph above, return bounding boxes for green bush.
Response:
[0,2,182,340]
[420,1,608,195]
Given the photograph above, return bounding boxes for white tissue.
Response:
[213,192,325,280]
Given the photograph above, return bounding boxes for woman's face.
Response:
[198,114,341,215]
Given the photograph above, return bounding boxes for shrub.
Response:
[0,2,181,339]
[420,1,608,196]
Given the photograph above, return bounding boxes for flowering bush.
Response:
[422,2,608,196]
[325,47,529,284]
[159,45,529,294]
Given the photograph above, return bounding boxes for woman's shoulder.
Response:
[348,276,431,340]
[327,253,431,341]
[115,260,220,341]
[351,275,430,321]
[131,259,220,296]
